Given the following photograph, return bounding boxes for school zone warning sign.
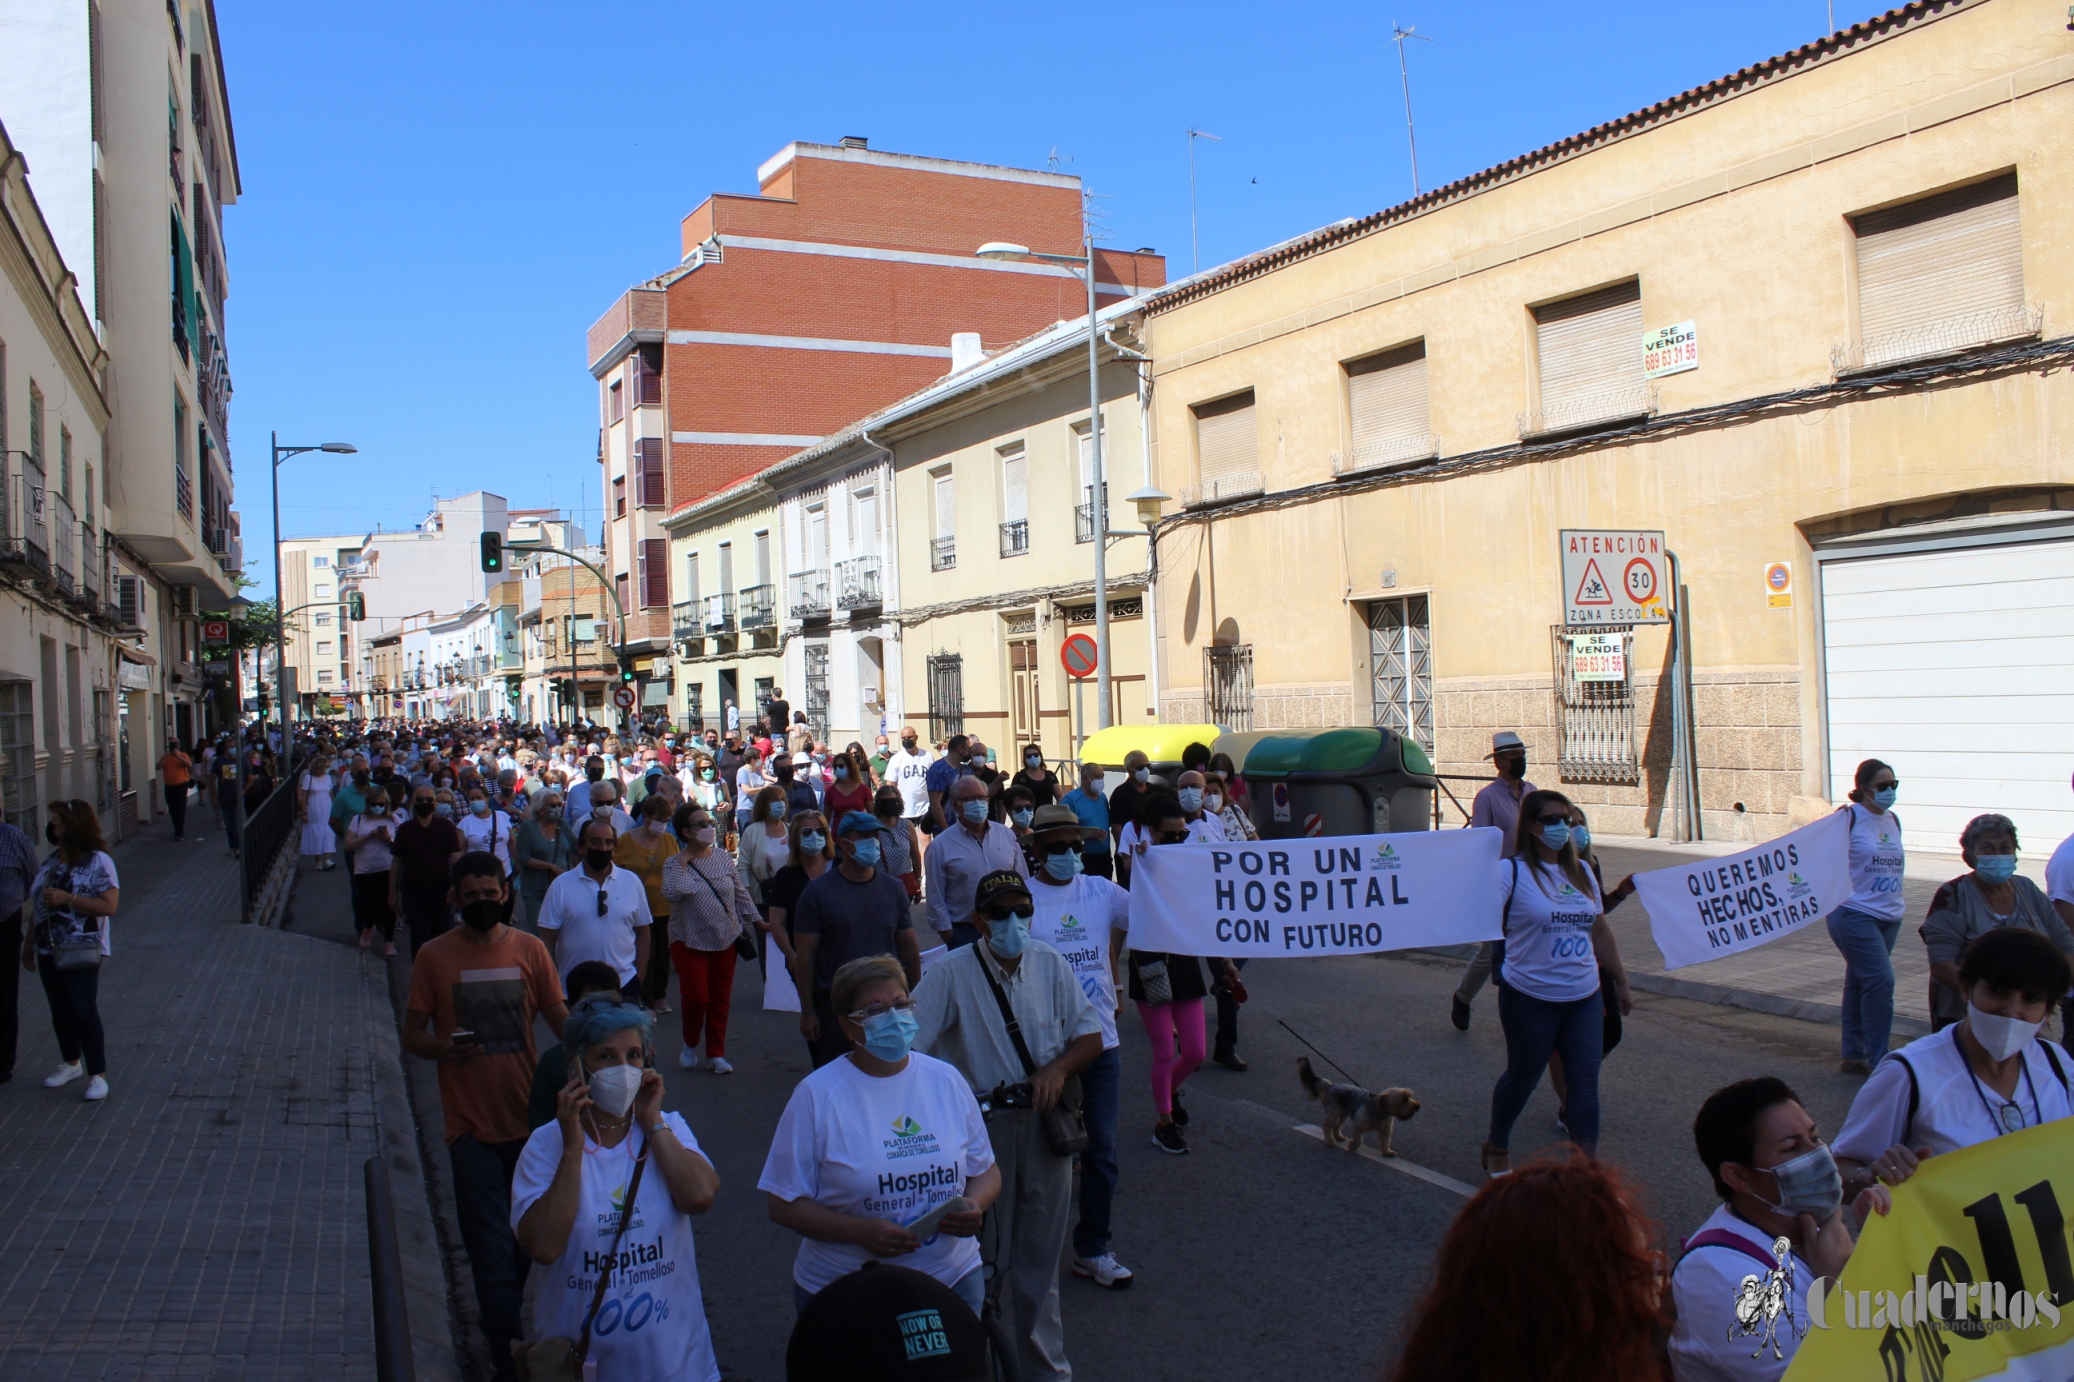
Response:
[1560,530,1670,627]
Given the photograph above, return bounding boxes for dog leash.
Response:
[1276,1018,1363,1086]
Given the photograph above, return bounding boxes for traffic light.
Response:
[618,657,637,685]
[346,590,365,622]
[479,531,503,573]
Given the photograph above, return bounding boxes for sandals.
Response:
[1480,1141,1512,1179]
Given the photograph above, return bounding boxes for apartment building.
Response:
[278,532,366,716]
[0,0,246,829]
[1139,0,2074,852]
[518,546,616,726]
[586,137,1164,684]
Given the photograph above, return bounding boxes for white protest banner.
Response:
[1632,811,1851,970]
[1126,828,1507,957]
[763,958,801,1013]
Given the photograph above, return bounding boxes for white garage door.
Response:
[1822,536,2074,857]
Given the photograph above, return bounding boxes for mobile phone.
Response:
[906,1195,972,1241]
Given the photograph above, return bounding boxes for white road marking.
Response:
[1224,1097,1475,1198]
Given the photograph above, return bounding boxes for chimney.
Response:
[839,135,869,150]
[949,333,984,373]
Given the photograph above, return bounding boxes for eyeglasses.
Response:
[983,905,1035,922]
[1042,841,1081,856]
[1532,813,1572,827]
[845,997,918,1021]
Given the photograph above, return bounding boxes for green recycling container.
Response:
[1235,727,1437,839]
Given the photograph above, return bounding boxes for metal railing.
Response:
[0,464,51,575]
[701,591,736,634]
[1832,303,2042,375]
[671,600,701,642]
[175,460,194,520]
[930,536,956,571]
[999,519,1029,558]
[46,490,76,596]
[363,1156,418,1382]
[1517,384,1657,440]
[74,525,101,605]
[739,583,776,629]
[787,569,831,619]
[835,556,881,609]
[1331,433,1442,477]
[1074,486,1107,544]
[1179,471,1266,508]
[239,777,296,921]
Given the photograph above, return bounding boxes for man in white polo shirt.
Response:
[534,816,651,1004]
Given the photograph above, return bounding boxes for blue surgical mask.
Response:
[434,803,453,819]
[860,1007,919,1062]
[1572,826,1591,852]
[1043,850,1083,882]
[835,765,849,780]
[800,831,826,854]
[470,800,490,816]
[849,837,881,868]
[985,913,1030,959]
[1873,786,1898,810]
[1178,788,1204,814]
[1011,809,1033,828]
[1539,821,1571,851]
[1976,854,2018,883]
[769,802,787,820]
[959,799,989,825]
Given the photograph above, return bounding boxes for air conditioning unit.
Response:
[861,680,882,708]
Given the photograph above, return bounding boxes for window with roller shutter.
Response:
[998,445,1028,557]
[633,345,663,406]
[635,438,665,508]
[1189,390,1262,506]
[1339,342,1435,476]
[638,539,668,608]
[1523,281,1652,438]
[1838,173,2033,373]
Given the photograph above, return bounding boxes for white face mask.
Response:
[588,1063,643,1118]
[1968,1003,2043,1061]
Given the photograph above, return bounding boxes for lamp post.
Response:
[270,433,356,756]
[976,235,1130,728]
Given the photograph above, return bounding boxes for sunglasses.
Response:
[984,905,1035,922]
[1532,813,1572,827]
[1154,832,1190,845]
[596,888,609,917]
[1042,841,1081,856]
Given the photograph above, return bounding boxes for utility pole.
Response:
[1187,128,1220,274]
[1390,22,1434,197]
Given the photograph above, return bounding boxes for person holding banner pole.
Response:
[1126,794,1235,1156]
[1482,790,1632,1178]
[1450,731,1536,1033]
[1832,927,2074,1195]
[1826,759,1906,1075]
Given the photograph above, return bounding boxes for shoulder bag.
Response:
[46,863,103,972]
[512,1141,649,1381]
[977,954,1088,1156]
[688,856,761,962]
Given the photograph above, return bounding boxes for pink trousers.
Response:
[1137,997,1206,1116]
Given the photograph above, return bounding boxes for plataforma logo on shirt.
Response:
[885,1115,943,1159]
[1056,913,1085,935]
[598,1182,646,1235]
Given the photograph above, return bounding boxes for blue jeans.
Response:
[1489,985,1604,1154]
[1073,1046,1121,1258]
[1828,904,1902,1063]
[448,1135,530,1380]
[796,1266,984,1316]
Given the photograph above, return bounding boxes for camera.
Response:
[973,1081,1036,1117]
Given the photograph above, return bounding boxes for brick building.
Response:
[585,137,1164,682]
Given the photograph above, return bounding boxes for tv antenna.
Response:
[1047,146,1073,173]
[1187,127,1221,273]
[1390,21,1434,197]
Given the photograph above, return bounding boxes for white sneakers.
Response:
[678,1048,699,1070]
[83,1076,109,1102]
[42,1061,82,1088]
[707,1057,734,1075]
[1071,1253,1134,1289]
[677,1049,733,1074]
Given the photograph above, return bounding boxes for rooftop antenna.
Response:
[1390,21,1434,197]
[1187,127,1221,273]
[1047,146,1072,173]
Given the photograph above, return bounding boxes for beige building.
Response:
[660,492,786,738]
[277,532,366,714]
[1139,0,2074,854]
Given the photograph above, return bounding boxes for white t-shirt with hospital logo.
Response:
[1027,874,1131,1050]
[1497,857,1604,1004]
[758,1051,996,1295]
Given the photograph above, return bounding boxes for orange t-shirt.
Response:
[159,751,193,786]
[406,926,565,1145]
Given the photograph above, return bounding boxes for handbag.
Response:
[688,858,760,961]
[511,1140,649,1381]
[977,953,1089,1157]
[44,863,103,972]
[1133,954,1173,1006]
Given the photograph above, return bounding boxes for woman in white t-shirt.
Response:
[1483,790,1632,1177]
[27,801,121,1102]
[1827,759,1907,1075]
[458,785,518,921]
[346,786,406,956]
[760,955,1000,1314]
[1832,927,2074,1201]
[513,996,721,1382]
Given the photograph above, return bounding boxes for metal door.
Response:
[1369,596,1432,752]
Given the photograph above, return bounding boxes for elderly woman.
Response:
[512,995,721,1382]
[759,955,1000,1313]
[1921,813,2074,1032]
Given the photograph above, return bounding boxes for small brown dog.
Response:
[1297,1056,1420,1157]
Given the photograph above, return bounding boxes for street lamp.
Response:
[271,433,355,753]
[975,237,1136,730]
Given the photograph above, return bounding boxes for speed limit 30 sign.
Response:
[1559,529,1670,626]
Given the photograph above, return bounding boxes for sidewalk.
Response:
[0,801,443,1380]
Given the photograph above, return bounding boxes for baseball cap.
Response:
[786,1262,988,1381]
[972,869,1032,913]
[838,810,888,836]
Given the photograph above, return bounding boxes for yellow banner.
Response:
[1784,1117,2074,1381]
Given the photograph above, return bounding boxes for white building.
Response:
[774,462,897,746]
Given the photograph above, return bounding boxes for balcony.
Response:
[672,600,701,642]
[788,569,831,620]
[1074,486,1107,545]
[47,491,76,597]
[0,463,50,576]
[1517,384,1657,440]
[701,591,736,635]
[738,583,776,630]
[931,536,956,571]
[175,461,194,521]
[1831,304,2042,375]
[1178,471,1266,508]
[835,556,881,609]
[999,520,1029,558]
[1331,434,1442,478]
[74,524,102,607]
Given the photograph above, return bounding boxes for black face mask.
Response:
[459,899,502,933]
[353,772,370,786]
[1503,756,1527,780]
[585,847,615,872]
[414,800,435,817]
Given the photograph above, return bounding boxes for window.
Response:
[635,438,664,508]
[316,641,333,655]
[1525,280,1649,436]
[639,538,669,608]
[718,541,734,594]
[1205,644,1255,731]
[803,640,830,737]
[28,382,43,466]
[609,379,623,422]
[1842,172,2030,372]
[1190,391,1262,505]
[1341,342,1435,475]
[805,503,829,571]
[1369,597,1432,752]
[927,653,964,740]
[634,345,663,406]
[317,670,333,685]
[931,469,956,570]
[613,475,626,518]
[314,583,330,598]
[312,555,329,567]
[315,613,332,628]
[684,552,700,605]
[853,489,879,557]
[1075,424,1107,544]
[753,530,771,587]
[999,445,1028,557]
[59,427,71,501]
[173,397,191,520]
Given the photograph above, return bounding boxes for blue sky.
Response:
[221,0,1870,590]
